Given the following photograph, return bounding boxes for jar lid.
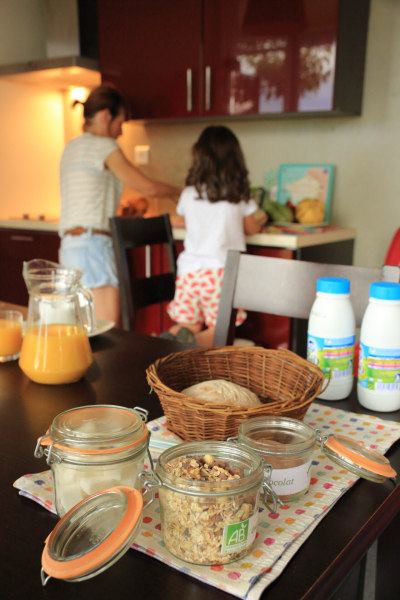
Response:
[237,416,316,456]
[317,277,350,295]
[41,486,142,585]
[370,282,400,301]
[323,434,396,483]
[40,405,148,454]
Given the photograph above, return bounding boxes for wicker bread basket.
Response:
[146,346,325,441]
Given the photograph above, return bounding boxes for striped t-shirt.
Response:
[59,132,123,233]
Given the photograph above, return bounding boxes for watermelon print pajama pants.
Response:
[167,268,247,327]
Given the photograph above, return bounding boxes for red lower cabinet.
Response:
[128,245,164,336]
[0,229,60,306]
[160,241,184,333]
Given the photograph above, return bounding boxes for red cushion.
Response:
[385,228,400,266]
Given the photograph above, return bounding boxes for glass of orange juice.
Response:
[0,310,24,362]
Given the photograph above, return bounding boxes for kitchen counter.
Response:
[172,225,356,249]
[0,219,356,249]
[0,219,59,232]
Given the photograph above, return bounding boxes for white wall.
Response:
[0,0,64,218]
[0,79,64,218]
[119,0,400,268]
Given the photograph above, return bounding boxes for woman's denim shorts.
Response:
[59,229,119,289]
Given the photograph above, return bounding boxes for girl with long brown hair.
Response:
[165,125,267,347]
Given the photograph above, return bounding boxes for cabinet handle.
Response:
[10,235,34,242]
[205,66,211,111]
[145,245,151,278]
[186,68,193,112]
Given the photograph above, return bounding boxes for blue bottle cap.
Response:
[316,277,350,294]
[370,282,400,300]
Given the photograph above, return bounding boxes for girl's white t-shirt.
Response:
[59,132,123,233]
[176,186,258,275]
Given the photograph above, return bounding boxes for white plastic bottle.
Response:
[307,277,356,401]
[357,282,400,412]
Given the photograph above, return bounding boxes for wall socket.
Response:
[134,145,150,165]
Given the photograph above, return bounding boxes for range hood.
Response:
[0,0,100,90]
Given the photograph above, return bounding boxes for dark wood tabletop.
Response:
[1,327,400,600]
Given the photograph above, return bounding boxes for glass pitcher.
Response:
[19,260,95,385]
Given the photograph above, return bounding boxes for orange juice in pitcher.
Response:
[19,260,95,385]
[19,325,93,384]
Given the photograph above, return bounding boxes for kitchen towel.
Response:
[14,403,400,599]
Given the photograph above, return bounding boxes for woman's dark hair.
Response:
[73,85,129,121]
[186,126,250,204]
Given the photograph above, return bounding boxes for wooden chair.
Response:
[214,250,400,352]
[110,215,177,331]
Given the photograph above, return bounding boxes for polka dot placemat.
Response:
[14,403,400,598]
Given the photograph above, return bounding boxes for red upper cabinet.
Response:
[203,0,340,117]
[98,0,202,119]
[98,0,369,120]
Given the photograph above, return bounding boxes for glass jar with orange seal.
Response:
[34,405,150,517]
[236,416,397,503]
[236,416,316,502]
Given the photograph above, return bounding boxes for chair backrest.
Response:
[214,250,400,347]
[110,215,177,331]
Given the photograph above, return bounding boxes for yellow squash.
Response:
[295,198,325,224]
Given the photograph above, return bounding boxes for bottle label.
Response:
[358,343,400,391]
[221,512,258,555]
[265,459,312,496]
[307,334,355,379]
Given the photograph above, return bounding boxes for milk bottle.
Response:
[357,282,400,412]
[307,277,356,400]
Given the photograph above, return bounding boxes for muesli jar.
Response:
[34,405,150,517]
[140,441,266,565]
[236,416,316,502]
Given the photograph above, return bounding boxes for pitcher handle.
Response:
[76,285,96,334]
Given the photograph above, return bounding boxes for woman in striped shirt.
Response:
[59,85,181,327]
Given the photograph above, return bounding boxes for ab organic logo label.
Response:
[222,514,259,555]
[227,521,249,547]
[222,516,256,555]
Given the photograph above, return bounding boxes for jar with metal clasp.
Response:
[139,441,282,565]
[34,405,150,517]
[233,416,397,503]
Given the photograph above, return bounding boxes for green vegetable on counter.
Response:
[262,199,294,223]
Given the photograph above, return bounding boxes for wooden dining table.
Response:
[1,322,400,600]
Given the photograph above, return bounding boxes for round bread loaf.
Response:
[182,379,261,407]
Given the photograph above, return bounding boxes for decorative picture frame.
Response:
[277,164,335,224]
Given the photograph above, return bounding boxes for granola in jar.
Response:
[237,416,316,502]
[154,442,264,565]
